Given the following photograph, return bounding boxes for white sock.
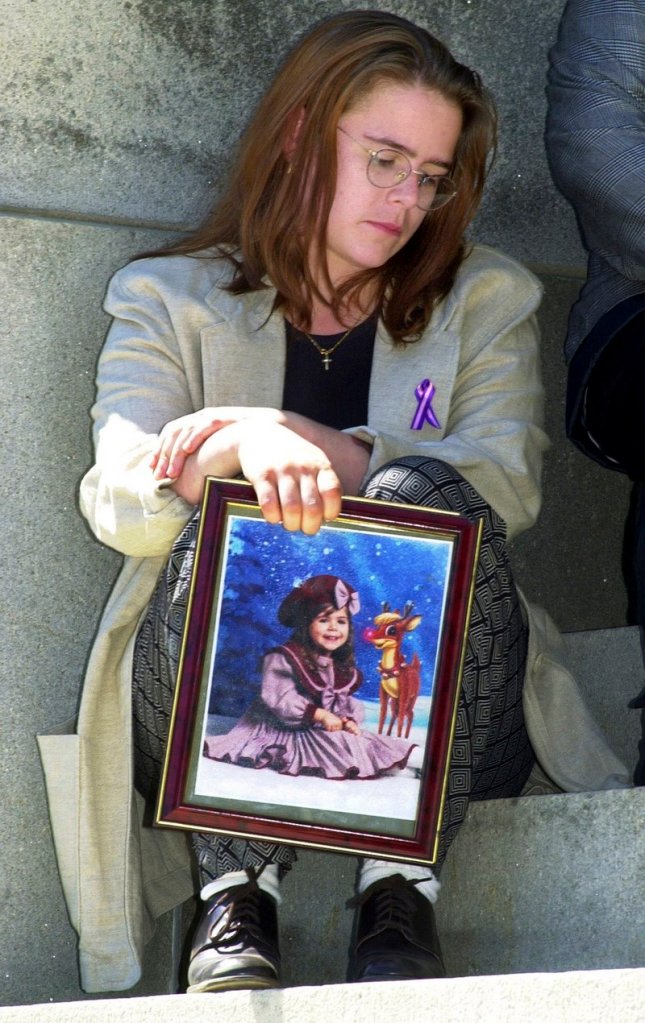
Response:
[357,858,441,905]
[200,863,282,905]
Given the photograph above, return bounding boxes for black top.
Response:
[281,318,377,430]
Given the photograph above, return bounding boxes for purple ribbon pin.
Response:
[410,378,441,430]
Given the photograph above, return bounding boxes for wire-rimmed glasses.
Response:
[337,126,458,212]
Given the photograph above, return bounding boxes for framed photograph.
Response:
[156,478,482,865]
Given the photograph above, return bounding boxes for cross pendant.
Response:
[322,352,332,371]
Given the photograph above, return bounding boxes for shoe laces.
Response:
[192,867,274,959]
[209,884,266,953]
[348,876,426,943]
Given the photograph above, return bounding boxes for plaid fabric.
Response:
[545,0,645,361]
[363,458,534,865]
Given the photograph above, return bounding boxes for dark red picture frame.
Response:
[156,478,481,865]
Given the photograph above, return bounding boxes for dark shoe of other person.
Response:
[347,874,446,982]
[186,875,280,993]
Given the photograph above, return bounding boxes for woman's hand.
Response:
[314,708,344,732]
[169,419,342,533]
[151,407,285,480]
[165,408,371,533]
[236,421,341,534]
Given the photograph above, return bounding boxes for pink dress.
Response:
[203,641,415,779]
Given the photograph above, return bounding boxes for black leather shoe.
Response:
[347,874,446,982]
[186,874,280,993]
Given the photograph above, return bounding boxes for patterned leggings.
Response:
[132,458,535,887]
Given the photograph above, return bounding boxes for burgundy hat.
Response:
[278,574,360,628]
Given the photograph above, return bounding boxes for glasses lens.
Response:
[366,147,457,212]
[367,149,411,188]
[418,176,457,212]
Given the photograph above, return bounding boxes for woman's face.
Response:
[323,81,463,286]
[308,605,350,653]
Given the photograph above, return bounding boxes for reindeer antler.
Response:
[403,601,415,618]
[381,601,390,613]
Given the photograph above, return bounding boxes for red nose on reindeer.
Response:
[364,605,421,646]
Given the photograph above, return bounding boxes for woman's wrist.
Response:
[278,413,371,494]
[170,422,245,505]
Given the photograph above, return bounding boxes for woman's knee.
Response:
[361,457,482,516]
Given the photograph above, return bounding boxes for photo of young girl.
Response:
[203,574,418,780]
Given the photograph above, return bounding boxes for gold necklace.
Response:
[299,325,355,371]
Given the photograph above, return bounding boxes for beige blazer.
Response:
[38,244,629,993]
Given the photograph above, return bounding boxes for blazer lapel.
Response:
[200,285,287,407]
[369,306,459,440]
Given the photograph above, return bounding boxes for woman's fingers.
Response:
[316,465,342,523]
[253,472,320,532]
[151,426,188,478]
[153,441,184,480]
[252,468,340,533]
[154,425,216,479]
[294,466,341,533]
[237,423,342,534]
[280,471,321,534]
[274,467,341,533]
[151,409,248,479]
[276,473,307,533]
[253,475,284,526]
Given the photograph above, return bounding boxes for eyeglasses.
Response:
[337,126,458,212]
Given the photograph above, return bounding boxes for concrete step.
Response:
[1,970,644,1023]
[436,786,643,976]
[274,787,644,987]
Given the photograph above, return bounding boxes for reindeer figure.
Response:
[363,601,422,738]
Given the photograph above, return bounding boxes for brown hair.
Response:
[160,10,497,344]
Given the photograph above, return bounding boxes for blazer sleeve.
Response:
[349,256,548,541]
[79,263,198,558]
[545,0,645,281]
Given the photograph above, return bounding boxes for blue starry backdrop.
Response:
[207,514,453,717]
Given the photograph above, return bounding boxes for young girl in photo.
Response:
[204,574,416,779]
